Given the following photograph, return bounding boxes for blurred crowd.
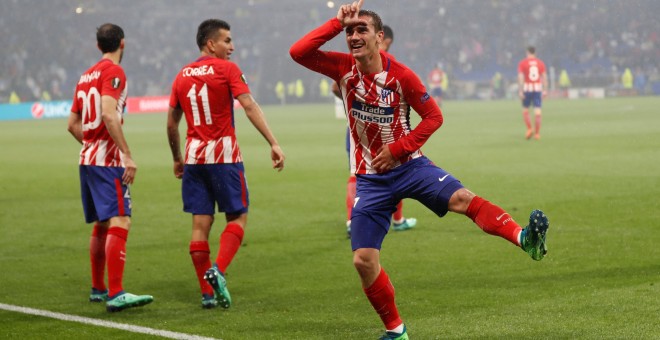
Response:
[1,0,659,104]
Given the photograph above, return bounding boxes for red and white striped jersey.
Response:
[290,18,443,175]
[169,56,250,164]
[71,58,127,167]
[518,57,546,92]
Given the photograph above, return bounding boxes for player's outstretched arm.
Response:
[237,93,285,171]
[101,95,136,185]
[166,106,185,179]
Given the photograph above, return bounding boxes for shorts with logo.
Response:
[522,91,542,108]
[350,156,463,251]
[182,163,249,215]
[79,165,131,223]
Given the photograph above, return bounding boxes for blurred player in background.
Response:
[291,1,550,338]
[518,46,548,140]
[332,24,417,238]
[67,23,153,313]
[167,19,285,309]
[427,63,444,106]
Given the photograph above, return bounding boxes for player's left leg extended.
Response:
[449,189,549,261]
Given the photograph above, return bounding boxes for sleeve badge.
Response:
[111,77,121,89]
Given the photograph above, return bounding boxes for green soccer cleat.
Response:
[89,288,108,302]
[204,267,232,309]
[201,293,218,309]
[379,325,409,340]
[392,218,417,232]
[106,292,154,312]
[520,209,549,261]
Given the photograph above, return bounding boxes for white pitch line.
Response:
[0,303,219,340]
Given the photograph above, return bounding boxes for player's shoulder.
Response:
[99,60,126,79]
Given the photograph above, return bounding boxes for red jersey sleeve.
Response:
[388,68,443,159]
[289,18,350,81]
[100,64,126,99]
[227,63,250,98]
[169,76,181,109]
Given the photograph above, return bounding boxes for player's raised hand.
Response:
[337,0,365,27]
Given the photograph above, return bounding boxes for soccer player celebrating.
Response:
[290,1,549,338]
[333,24,417,238]
[518,46,548,140]
[167,19,285,309]
[67,23,153,312]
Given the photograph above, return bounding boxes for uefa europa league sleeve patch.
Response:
[112,77,121,89]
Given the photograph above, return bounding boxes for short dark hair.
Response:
[96,23,124,53]
[197,19,231,50]
[383,25,393,41]
[527,46,536,54]
[358,9,383,34]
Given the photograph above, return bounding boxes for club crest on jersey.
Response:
[111,77,121,89]
[380,88,394,104]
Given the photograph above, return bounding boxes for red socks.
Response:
[346,176,357,221]
[190,241,214,296]
[364,268,402,330]
[523,109,532,130]
[535,114,542,134]
[215,223,244,274]
[392,201,404,222]
[466,196,521,246]
[90,224,107,292]
[105,227,128,297]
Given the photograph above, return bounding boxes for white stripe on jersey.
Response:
[205,139,216,164]
[96,140,108,166]
[222,137,232,163]
[187,139,200,164]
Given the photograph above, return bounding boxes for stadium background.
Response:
[1,0,659,106]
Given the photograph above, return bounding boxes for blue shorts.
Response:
[350,156,464,250]
[522,91,542,108]
[182,163,249,215]
[431,87,443,98]
[79,165,131,223]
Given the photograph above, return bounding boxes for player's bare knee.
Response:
[352,250,379,273]
[448,188,475,214]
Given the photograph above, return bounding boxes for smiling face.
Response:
[345,14,383,60]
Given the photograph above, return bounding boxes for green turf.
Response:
[1,97,659,339]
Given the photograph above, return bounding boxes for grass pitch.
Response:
[0,97,659,339]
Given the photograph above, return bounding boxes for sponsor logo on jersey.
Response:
[420,92,431,103]
[350,101,394,124]
[182,65,215,77]
[111,77,121,89]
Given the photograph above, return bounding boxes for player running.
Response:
[67,23,153,312]
[290,1,549,338]
[167,19,285,309]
